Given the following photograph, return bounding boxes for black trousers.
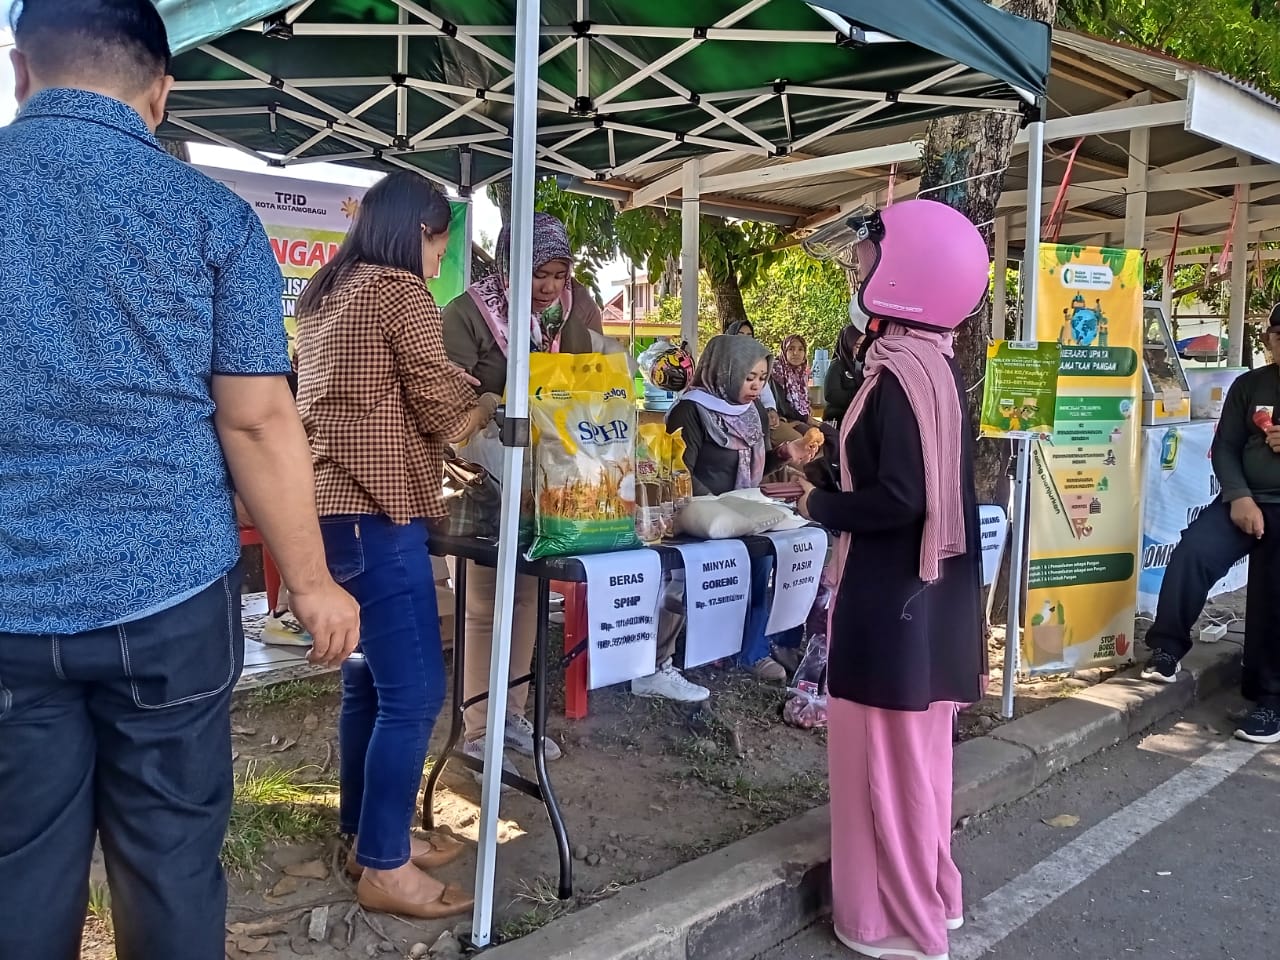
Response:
[0,571,244,960]
[1147,500,1280,708]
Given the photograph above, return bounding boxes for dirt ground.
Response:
[79,589,1247,960]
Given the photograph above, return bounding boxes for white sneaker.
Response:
[260,611,312,647]
[833,928,948,960]
[504,713,563,761]
[462,736,518,790]
[946,916,964,931]
[630,659,710,703]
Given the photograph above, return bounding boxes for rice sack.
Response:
[527,352,641,559]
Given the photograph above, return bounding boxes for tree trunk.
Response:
[489,181,513,226]
[658,255,680,299]
[711,272,749,330]
[917,0,1057,502]
[917,0,1058,623]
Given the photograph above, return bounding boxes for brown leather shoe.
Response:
[356,875,474,919]
[346,834,466,879]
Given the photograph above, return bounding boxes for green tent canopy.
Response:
[161,0,1050,193]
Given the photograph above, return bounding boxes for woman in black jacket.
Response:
[823,322,865,428]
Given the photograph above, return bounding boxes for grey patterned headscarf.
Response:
[494,212,573,280]
[677,335,772,490]
[469,212,574,354]
[690,334,771,406]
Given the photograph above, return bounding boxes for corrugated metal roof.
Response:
[602,29,1280,258]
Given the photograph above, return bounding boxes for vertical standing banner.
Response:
[199,167,469,349]
[1024,245,1143,673]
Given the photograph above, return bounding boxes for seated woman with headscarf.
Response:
[441,212,602,779]
[770,334,820,427]
[823,322,867,429]
[628,336,816,695]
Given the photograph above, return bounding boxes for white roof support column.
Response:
[1123,92,1151,250]
[681,157,703,350]
[576,0,590,104]
[993,215,1009,339]
[1229,154,1252,367]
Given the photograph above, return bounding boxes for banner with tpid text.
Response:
[199,166,469,347]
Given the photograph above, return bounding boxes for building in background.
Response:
[601,270,680,351]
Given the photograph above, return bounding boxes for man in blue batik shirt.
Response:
[0,3,361,958]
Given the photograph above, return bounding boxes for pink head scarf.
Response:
[830,323,967,586]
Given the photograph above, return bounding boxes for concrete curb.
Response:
[485,641,1242,960]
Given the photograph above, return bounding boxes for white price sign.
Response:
[674,539,752,669]
[580,550,662,690]
[763,527,827,635]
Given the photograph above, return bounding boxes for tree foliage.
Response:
[739,250,852,353]
[1058,0,1280,94]
[492,178,784,321]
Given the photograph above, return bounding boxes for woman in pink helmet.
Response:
[797,199,990,960]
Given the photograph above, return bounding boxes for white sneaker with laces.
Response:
[630,659,710,703]
[504,713,563,761]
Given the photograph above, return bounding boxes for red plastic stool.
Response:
[238,526,282,612]
[555,580,589,719]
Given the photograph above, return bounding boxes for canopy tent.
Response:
[162,0,1047,192]
[160,0,1051,947]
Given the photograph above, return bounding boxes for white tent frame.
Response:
[463,4,1047,946]
[168,0,1049,946]
[169,0,1027,207]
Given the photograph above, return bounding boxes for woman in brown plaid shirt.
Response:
[294,172,499,920]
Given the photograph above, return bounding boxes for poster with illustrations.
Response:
[1024,245,1143,673]
[980,340,1061,439]
[199,167,469,350]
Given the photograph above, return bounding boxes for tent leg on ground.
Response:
[1003,112,1047,721]
[472,0,542,945]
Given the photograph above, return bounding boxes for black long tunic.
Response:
[806,362,983,711]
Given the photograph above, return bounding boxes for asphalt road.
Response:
[755,695,1280,960]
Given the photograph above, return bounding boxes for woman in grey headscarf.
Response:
[667,335,806,496]
[440,213,603,777]
[633,336,815,690]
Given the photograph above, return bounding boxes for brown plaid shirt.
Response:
[295,263,477,522]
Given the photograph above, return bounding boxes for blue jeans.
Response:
[740,555,804,668]
[321,515,446,868]
[0,571,244,960]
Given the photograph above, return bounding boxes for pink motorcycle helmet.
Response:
[853,199,990,333]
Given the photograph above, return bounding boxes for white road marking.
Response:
[950,738,1266,960]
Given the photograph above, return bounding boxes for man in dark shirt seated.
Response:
[1143,307,1280,744]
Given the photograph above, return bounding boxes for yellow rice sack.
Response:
[527,352,641,559]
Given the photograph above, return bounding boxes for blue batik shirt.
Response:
[0,89,291,634]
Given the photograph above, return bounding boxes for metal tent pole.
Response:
[1002,112,1046,720]
[470,0,541,947]
[681,158,702,349]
